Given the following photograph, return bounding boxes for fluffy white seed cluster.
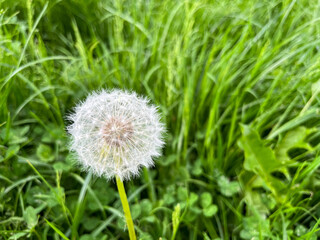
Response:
[67,89,165,181]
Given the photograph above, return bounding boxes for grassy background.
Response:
[1,0,320,239]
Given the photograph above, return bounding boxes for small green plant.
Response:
[67,89,165,239]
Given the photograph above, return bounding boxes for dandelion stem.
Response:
[116,175,136,240]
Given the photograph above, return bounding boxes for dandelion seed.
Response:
[67,89,165,180]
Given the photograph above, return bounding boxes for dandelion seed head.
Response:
[67,89,165,180]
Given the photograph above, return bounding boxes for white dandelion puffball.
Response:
[67,89,165,180]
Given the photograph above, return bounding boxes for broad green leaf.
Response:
[203,204,218,218]
[189,192,198,206]
[239,125,280,174]
[245,190,276,215]
[240,215,271,239]
[184,206,202,223]
[191,159,203,176]
[23,206,38,229]
[239,125,285,199]
[295,224,307,236]
[177,187,188,201]
[8,232,28,240]
[217,175,240,197]
[116,217,126,229]
[36,144,55,162]
[53,162,72,171]
[275,126,312,163]
[81,217,101,231]
[200,192,212,208]
[131,204,142,220]
[260,193,276,211]
[140,199,152,215]
[163,185,176,205]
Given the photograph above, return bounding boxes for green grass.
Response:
[1,0,320,239]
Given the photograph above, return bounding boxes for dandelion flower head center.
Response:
[101,116,133,147]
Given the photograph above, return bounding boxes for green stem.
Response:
[116,176,136,240]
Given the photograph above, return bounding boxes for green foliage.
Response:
[217,175,240,197]
[239,125,285,200]
[23,206,38,230]
[240,214,271,239]
[36,144,54,162]
[1,0,320,239]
